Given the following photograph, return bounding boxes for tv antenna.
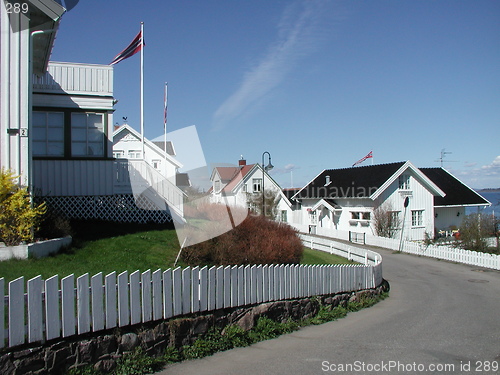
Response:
[435,149,458,168]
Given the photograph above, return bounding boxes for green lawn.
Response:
[0,223,354,288]
[301,247,358,265]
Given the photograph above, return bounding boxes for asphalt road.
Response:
[158,248,500,374]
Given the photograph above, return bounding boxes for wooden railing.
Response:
[33,61,113,96]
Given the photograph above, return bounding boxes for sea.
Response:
[466,191,500,216]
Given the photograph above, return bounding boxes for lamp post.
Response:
[261,151,274,216]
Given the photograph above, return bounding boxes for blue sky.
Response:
[51,0,499,189]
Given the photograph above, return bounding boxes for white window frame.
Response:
[253,178,262,193]
[33,111,64,157]
[128,150,142,159]
[71,112,105,157]
[399,174,411,190]
[411,210,424,227]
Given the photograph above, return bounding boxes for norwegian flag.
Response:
[110,31,144,65]
[352,151,373,166]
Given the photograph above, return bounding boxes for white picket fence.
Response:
[300,234,383,288]
[0,258,382,349]
[297,224,500,271]
[364,235,500,270]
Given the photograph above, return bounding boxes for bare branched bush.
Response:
[372,202,401,239]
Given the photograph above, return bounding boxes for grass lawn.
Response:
[0,221,355,287]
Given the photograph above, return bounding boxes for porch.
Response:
[33,159,184,223]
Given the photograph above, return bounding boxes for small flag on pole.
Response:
[110,30,144,65]
[352,151,373,167]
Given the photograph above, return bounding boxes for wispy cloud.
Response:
[212,0,333,130]
[452,155,500,188]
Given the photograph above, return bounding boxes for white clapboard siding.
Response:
[1,242,383,349]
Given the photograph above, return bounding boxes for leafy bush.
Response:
[0,168,46,246]
[457,213,496,252]
[181,213,303,266]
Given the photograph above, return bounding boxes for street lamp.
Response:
[261,151,274,216]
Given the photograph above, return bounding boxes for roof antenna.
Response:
[435,148,458,168]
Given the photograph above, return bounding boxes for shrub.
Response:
[0,169,46,246]
[181,213,303,266]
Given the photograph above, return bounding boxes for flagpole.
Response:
[164,82,167,154]
[164,82,168,176]
[140,21,145,160]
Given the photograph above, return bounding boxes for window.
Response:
[128,150,141,159]
[214,180,221,193]
[253,178,262,192]
[390,211,400,227]
[113,150,124,158]
[71,113,105,157]
[33,111,64,156]
[242,184,247,193]
[152,160,161,170]
[351,212,371,220]
[399,174,410,189]
[412,210,424,226]
[280,210,287,222]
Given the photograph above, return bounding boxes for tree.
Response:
[458,213,496,252]
[372,202,402,239]
[0,169,46,246]
[246,189,280,219]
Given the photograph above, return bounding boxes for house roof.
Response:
[212,164,256,193]
[294,162,406,199]
[293,161,445,200]
[420,167,490,207]
[152,141,175,156]
[281,188,300,203]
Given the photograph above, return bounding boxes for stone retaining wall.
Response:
[0,282,389,374]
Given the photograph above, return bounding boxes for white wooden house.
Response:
[1,1,184,223]
[210,158,285,215]
[286,161,490,241]
[1,0,65,187]
[288,161,445,240]
[113,124,182,182]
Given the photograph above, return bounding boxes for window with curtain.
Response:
[71,113,105,157]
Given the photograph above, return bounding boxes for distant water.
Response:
[466,191,500,216]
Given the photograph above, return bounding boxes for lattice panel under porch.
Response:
[35,194,173,224]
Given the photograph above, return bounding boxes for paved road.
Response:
[159,248,500,374]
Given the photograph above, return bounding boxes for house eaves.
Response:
[30,0,66,75]
[370,161,445,201]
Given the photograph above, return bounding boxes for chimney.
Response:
[239,155,246,167]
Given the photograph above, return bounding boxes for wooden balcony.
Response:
[33,61,113,97]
